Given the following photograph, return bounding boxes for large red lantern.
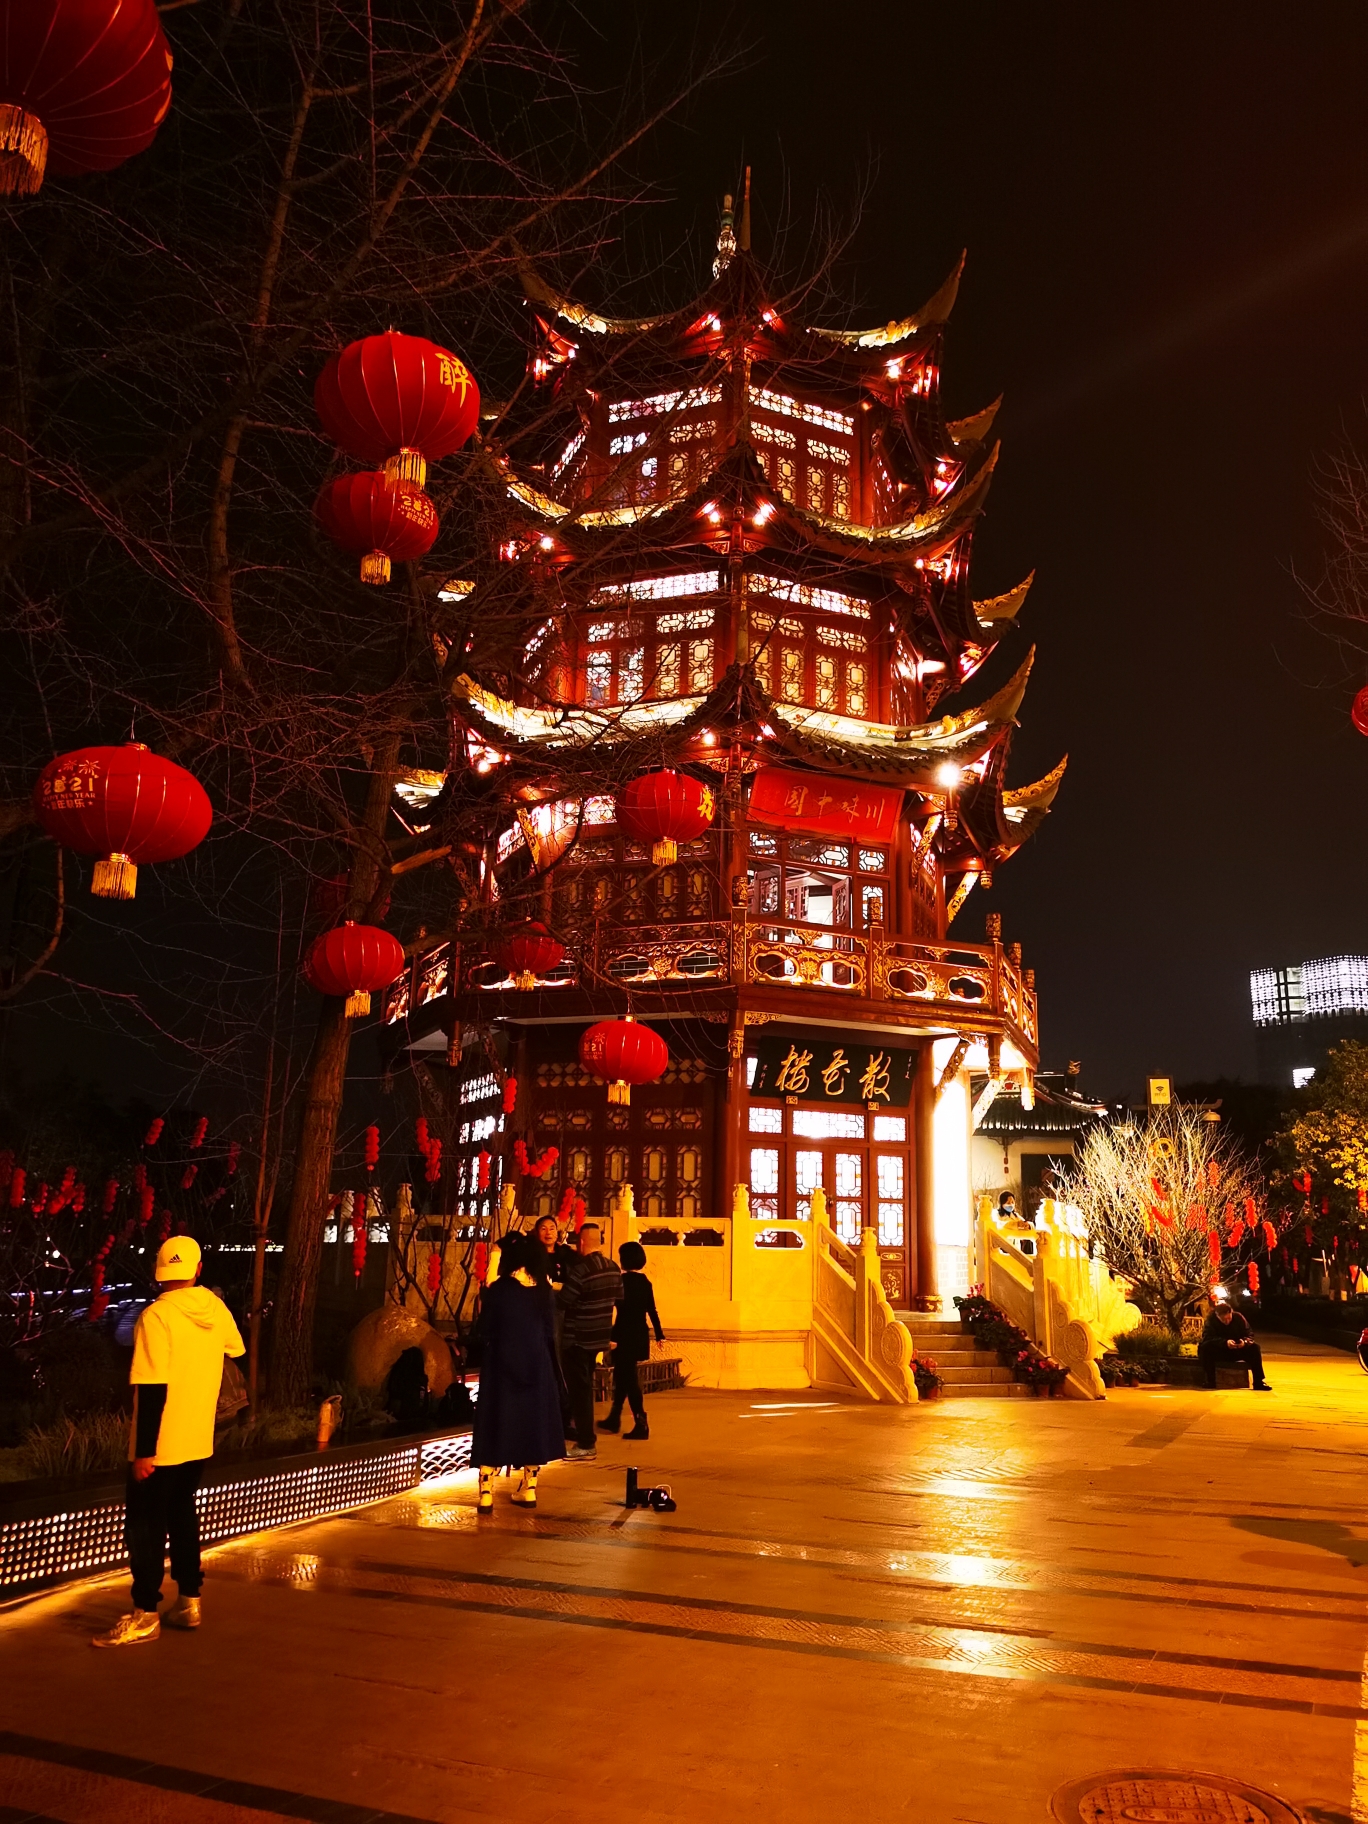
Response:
[303,921,405,1019]
[579,1017,667,1106]
[314,472,438,585]
[314,332,480,489]
[1353,686,1368,738]
[33,743,211,899]
[492,920,566,991]
[615,769,715,866]
[0,0,173,197]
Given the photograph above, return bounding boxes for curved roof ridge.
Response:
[805,252,966,350]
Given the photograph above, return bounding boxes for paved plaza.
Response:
[2,1336,1368,1822]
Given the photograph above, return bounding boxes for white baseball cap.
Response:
[154,1236,202,1281]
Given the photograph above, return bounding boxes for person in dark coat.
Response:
[471,1234,565,1510]
[1198,1300,1272,1390]
[598,1240,664,1441]
[558,1222,623,1460]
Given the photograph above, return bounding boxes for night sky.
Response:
[12,4,1368,1115]
[595,0,1368,1100]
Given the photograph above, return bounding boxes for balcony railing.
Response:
[385,915,1036,1049]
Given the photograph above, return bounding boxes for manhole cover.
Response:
[1050,1771,1304,1824]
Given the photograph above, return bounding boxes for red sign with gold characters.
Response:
[747,767,903,843]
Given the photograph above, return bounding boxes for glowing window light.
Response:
[749,1106,783,1134]
[551,431,584,479]
[460,1071,500,1105]
[747,386,854,436]
[657,608,713,632]
[807,439,851,467]
[817,626,866,652]
[437,579,476,601]
[793,1109,865,1140]
[609,431,648,455]
[750,573,870,620]
[608,386,722,422]
[752,421,796,447]
[1247,957,1368,1025]
[591,571,720,604]
[496,824,525,862]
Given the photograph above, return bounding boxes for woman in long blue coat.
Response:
[471,1233,565,1510]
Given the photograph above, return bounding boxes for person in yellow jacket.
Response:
[94,1236,245,1648]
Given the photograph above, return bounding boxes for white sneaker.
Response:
[92,1608,160,1648]
[565,1444,597,1462]
[163,1595,201,1629]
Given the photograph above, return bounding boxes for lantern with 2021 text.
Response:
[314,332,480,489]
[303,922,405,1019]
[579,1017,668,1106]
[33,744,212,899]
[313,472,439,585]
[614,769,715,866]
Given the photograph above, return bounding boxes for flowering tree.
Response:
[1067,1105,1275,1335]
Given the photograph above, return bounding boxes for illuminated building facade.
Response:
[388,195,1064,1317]
[1251,955,1368,1087]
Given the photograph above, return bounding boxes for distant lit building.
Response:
[1250,955,1368,1085]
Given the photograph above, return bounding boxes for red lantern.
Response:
[0,0,172,197]
[579,1017,668,1106]
[426,1249,442,1296]
[492,920,566,990]
[314,332,480,488]
[615,769,715,865]
[303,921,405,1018]
[33,744,212,900]
[314,471,438,585]
[1353,686,1368,737]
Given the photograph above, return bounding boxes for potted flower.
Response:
[911,1354,943,1399]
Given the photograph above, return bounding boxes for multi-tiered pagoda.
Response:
[387,191,1062,1323]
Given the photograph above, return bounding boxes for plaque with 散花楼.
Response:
[750,1036,915,1107]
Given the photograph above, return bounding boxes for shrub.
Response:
[1115,1327,1181,1359]
[17,1410,130,1478]
[1100,1357,1148,1388]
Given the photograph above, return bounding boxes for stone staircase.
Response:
[898,1314,1030,1399]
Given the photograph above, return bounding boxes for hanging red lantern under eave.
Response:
[615,769,715,866]
[579,1017,667,1106]
[33,743,212,899]
[314,332,480,488]
[492,920,566,990]
[314,471,438,585]
[303,921,405,1018]
[0,0,173,197]
[1353,686,1368,737]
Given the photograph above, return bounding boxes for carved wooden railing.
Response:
[975,1198,1143,1399]
[810,1192,919,1402]
[387,917,1038,1054]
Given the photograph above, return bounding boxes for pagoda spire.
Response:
[738,165,752,252]
[713,192,736,280]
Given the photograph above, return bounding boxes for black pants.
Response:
[609,1357,645,1426]
[125,1459,206,1611]
[563,1344,599,1447]
[1198,1341,1266,1388]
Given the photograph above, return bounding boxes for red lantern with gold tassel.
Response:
[315,332,480,488]
[34,744,212,900]
[579,1016,668,1106]
[492,921,566,991]
[615,769,715,866]
[0,0,173,198]
[314,471,438,585]
[304,921,405,1018]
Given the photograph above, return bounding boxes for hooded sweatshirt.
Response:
[130,1285,246,1466]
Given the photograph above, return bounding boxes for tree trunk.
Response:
[269,995,352,1406]
[269,739,399,1406]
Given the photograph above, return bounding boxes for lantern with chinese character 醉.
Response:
[313,471,439,585]
[314,331,480,489]
[579,1017,668,1106]
[303,921,406,1018]
[0,0,173,197]
[33,743,212,900]
[614,769,715,866]
[492,920,566,990]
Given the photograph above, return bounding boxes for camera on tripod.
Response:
[625,1467,676,1512]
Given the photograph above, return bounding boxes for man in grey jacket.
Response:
[558,1223,623,1461]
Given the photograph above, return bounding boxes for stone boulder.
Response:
[347,1303,454,1400]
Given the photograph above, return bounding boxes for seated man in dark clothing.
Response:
[1198,1301,1272,1390]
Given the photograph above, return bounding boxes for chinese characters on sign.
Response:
[751,1036,915,1107]
[748,766,903,844]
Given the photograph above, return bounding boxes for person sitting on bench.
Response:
[1198,1300,1271,1391]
